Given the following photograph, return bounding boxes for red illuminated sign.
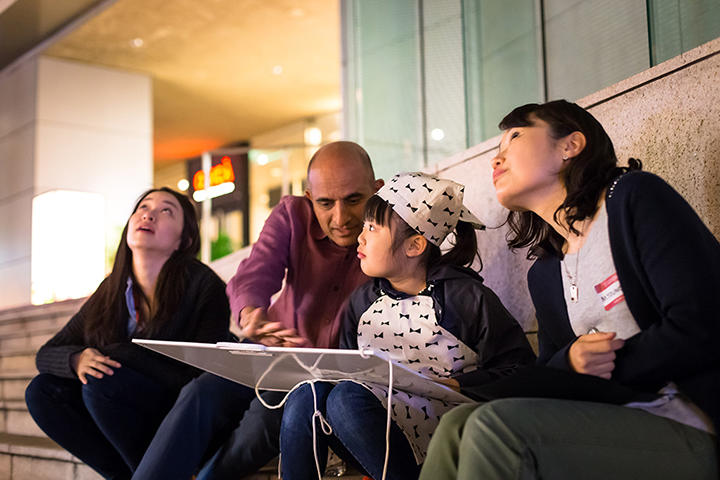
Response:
[193,156,235,191]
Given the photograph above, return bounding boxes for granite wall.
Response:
[429,37,720,331]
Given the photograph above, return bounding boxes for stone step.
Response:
[0,433,101,480]
[0,353,36,375]
[0,375,32,402]
[0,299,84,326]
[1,404,45,438]
[0,332,54,356]
[0,316,69,341]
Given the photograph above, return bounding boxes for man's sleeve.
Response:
[226,198,294,317]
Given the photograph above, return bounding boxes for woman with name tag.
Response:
[279,172,535,480]
[25,188,230,480]
[420,100,719,479]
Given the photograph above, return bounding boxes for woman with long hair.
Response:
[25,187,230,480]
[420,100,719,479]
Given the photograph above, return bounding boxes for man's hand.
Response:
[568,331,624,379]
[70,348,121,384]
[435,377,461,392]
[233,306,307,347]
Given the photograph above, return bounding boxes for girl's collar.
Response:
[376,277,435,299]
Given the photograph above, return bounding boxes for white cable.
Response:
[310,380,334,480]
[382,357,393,480]
[250,353,334,479]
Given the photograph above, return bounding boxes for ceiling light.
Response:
[272,65,283,75]
[431,128,445,141]
[257,153,269,165]
[304,127,322,146]
[131,37,144,48]
[270,167,282,178]
[177,179,189,191]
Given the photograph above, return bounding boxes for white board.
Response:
[132,339,471,403]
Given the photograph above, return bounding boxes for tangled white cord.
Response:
[251,351,395,480]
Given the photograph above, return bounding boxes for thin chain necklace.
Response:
[563,250,580,303]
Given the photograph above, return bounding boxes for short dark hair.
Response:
[499,100,641,259]
[83,187,200,345]
[363,195,480,270]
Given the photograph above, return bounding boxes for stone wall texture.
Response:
[429,37,720,331]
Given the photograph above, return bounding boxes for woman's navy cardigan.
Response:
[529,171,720,433]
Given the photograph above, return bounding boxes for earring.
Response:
[562,155,569,162]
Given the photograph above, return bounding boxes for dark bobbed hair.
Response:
[83,187,200,345]
[499,100,641,259]
[364,195,481,271]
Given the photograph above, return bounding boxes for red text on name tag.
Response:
[594,273,625,311]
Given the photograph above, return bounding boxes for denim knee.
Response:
[25,374,66,419]
[325,381,372,428]
[282,382,334,434]
[282,384,316,432]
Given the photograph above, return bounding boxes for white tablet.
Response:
[132,339,471,403]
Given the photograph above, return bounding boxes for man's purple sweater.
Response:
[226,195,369,348]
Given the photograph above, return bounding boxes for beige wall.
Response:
[0,60,37,308]
[0,56,152,309]
[429,37,720,331]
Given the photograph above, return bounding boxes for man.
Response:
[133,141,383,479]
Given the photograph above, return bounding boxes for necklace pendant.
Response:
[570,284,578,303]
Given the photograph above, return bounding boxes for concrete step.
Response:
[1,403,45,438]
[0,316,69,341]
[0,299,84,326]
[0,433,101,480]
[0,353,36,375]
[0,333,54,356]
[0,375,32,403]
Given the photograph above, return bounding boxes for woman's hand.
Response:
[568,331,624,379]
[70,348,121,384]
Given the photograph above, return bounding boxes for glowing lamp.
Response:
[31,190,105,304]
[192,182,236,202]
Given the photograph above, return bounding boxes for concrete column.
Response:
[0,56,152,309]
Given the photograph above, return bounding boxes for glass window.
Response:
[343,0,424,180]
[422,0,466,166]
[648,0,720,65]
[463,0,543,144]
[544,0,649,101]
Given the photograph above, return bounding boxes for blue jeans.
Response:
[25,368,178,480]
[132,372,284,480]
[280,381,421,480]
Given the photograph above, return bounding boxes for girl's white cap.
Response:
[376,172,484,246]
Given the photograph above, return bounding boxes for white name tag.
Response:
[594,273,625,311]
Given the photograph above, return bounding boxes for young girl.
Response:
[280,172,535,480]
[421,100,719,479]
[25,188,230,480]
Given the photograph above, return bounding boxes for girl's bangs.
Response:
[363,194,393,227]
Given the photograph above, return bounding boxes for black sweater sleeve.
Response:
[35,279,112,379]
[452,282,536,394]
[34,261,231,388]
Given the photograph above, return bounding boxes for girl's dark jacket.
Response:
[339,263,536,398]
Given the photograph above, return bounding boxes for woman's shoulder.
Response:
[607,170,673,201]
[184,259,227,290]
